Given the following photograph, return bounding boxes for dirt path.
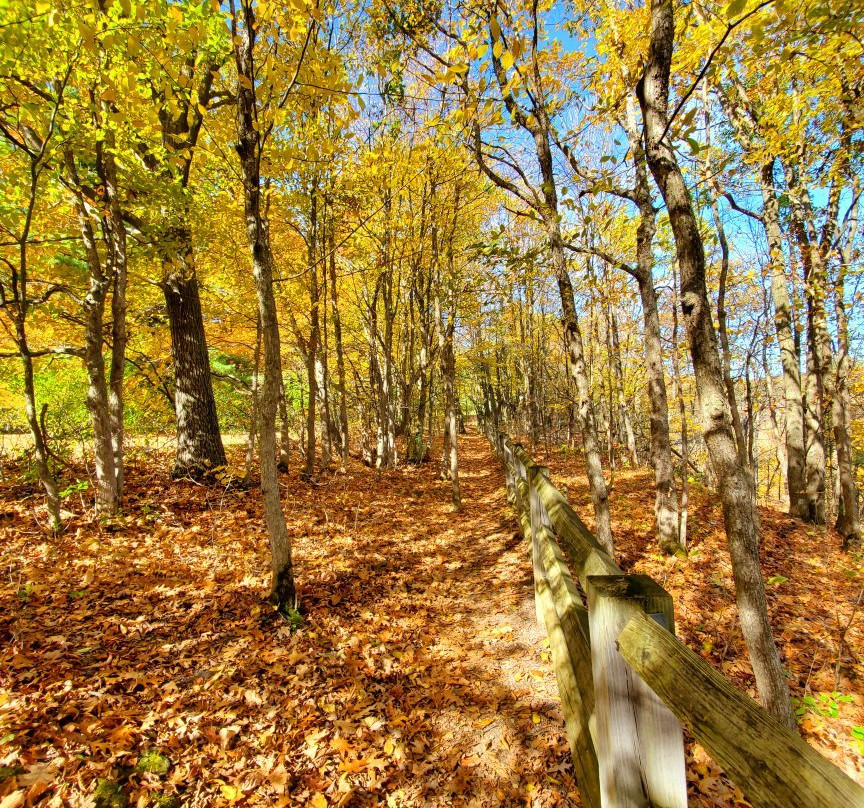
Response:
[0,432,576,808]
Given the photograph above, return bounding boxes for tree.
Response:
[637,0,794,727]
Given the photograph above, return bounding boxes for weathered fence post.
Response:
[587,574,688,808]
[501,438,517,508]
[618,612,864,808]
[512,443,528,520]
[528,464,553,625]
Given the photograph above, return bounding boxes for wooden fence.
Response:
[485,426,864,808]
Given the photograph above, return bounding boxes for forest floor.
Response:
[0,431,862,808]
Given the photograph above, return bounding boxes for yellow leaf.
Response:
[220,784,242,802]
[309,794,328,808]
[501,51,514,71]
[532,712,541,724]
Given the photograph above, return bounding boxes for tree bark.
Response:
[760,161,807,518]
[162,241,227,477]
[329,210,349,462]
[233,0,295,610]
[622,95,682,554]
[638,0,793,727]
[67,151,118,514]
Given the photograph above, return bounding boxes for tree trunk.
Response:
[671,263,690,550]
[711,195,748,468]
[638,0,793,727]
[245,316,261,485]
[760,161,807,518]
[443,332,461,509]
[20,346,61,529]
[833,191,861,545]
[233,0,295,610]
[66,151,118,515]
[329,214,349,462]
[99,139,127,499]
[551,236,614,554]
[278,377,291,472]
[609,305,639,467]
[162,246,227,477]
[305,186,320,480]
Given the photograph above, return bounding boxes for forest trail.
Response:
[0,431,577,808]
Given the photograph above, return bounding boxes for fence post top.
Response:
[586,574,672,601]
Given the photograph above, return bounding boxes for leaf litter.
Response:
[0,434,575,808]
[3,432,863,808]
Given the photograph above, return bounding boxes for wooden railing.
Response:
[484,425,864,808]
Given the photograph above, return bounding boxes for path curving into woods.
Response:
[0,431,578,807]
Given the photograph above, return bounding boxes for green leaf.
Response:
[766,575,788,586]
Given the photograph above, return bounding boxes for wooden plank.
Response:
[527,463,620,587]
[535,525,601,808]
[618,612,864,808]
[587,575,688,808]
[535,524,594,724]
[501,440,518,509]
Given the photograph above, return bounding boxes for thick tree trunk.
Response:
[637,274,683,554]
[833,197,861,546]
[802,325,827,523]
[162,247,227,477]
[233,0,295,610]
[639,0,793,728]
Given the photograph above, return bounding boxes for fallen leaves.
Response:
[5,432,858,808]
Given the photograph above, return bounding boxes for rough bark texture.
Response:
[162,243,226,477]
[833,194,861,545]
[638,0,793,728]
[233,0,295,610]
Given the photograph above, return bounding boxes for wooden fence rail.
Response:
[483,425,864,808]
